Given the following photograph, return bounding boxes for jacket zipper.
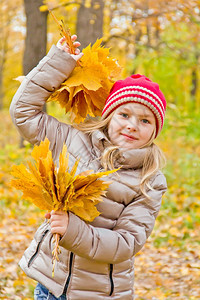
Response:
[109,264,114,296]
[28,229,49,267]
[63,252,74,295]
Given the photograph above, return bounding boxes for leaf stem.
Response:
[52,233,61,277]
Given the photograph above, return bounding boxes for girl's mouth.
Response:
[121,133,138,141]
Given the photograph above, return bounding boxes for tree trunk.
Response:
[0,2,10,110]
[76,0,104,49]
[0,44,6,109]
[190,54,199,111]
[23,0,48,74]
[21,0,48,147]
[191,69,197,98]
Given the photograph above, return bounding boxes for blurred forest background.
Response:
[0,0,200,299]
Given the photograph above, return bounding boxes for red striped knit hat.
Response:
[102,74,166,137]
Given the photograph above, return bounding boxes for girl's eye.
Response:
[141,119,150,124]
[120,113,129,118]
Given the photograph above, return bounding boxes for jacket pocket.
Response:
[109,264,114,296]
[28,229,49,267]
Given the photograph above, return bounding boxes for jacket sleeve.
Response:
[59,172,167,264]
[9,45,77,157]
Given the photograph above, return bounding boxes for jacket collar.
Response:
[91,130,148,169]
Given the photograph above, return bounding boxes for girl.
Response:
[10,36,167,300]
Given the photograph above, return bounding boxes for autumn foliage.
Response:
[45,11,122,123]
[11,138,116,222]
[48,39,121,123]
[10,138,117,275]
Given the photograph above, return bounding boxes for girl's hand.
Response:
[48,210,69,237]
[56,35,83,61]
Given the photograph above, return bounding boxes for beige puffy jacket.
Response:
[10,45,167,299]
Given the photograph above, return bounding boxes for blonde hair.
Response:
[74,113,166,199]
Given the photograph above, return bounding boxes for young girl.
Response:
[10,36,167,300]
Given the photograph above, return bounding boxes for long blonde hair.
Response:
[74,113,166,199]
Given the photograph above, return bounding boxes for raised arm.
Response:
[10,37,82,156]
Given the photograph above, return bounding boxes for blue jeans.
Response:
[34,283,66,300]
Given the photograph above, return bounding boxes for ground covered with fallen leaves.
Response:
[0,108,200,299]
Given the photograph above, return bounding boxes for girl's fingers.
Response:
[71,34,77,41]
[59,37,66,43]
[56,35,82,58]
[75,48,80,55]
[45,212,51,219]
[50,211,66,220]
[51,210,65,216]
[51,227,62,233]
[51,226,66,236]
[56,37,65,46]
[51,220,63,227]
[57,36,80,47]
[71,52,84,61]
[73,41,81,48]
[50,211,69,236]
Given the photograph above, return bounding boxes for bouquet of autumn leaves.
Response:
[11,138,116,276]
[47,11,122,123]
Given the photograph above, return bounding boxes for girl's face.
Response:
[108,102,156,150]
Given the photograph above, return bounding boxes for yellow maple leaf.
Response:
[47,38,121,123]
[11,137,118,275]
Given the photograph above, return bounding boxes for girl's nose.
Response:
[127,117,138,131]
